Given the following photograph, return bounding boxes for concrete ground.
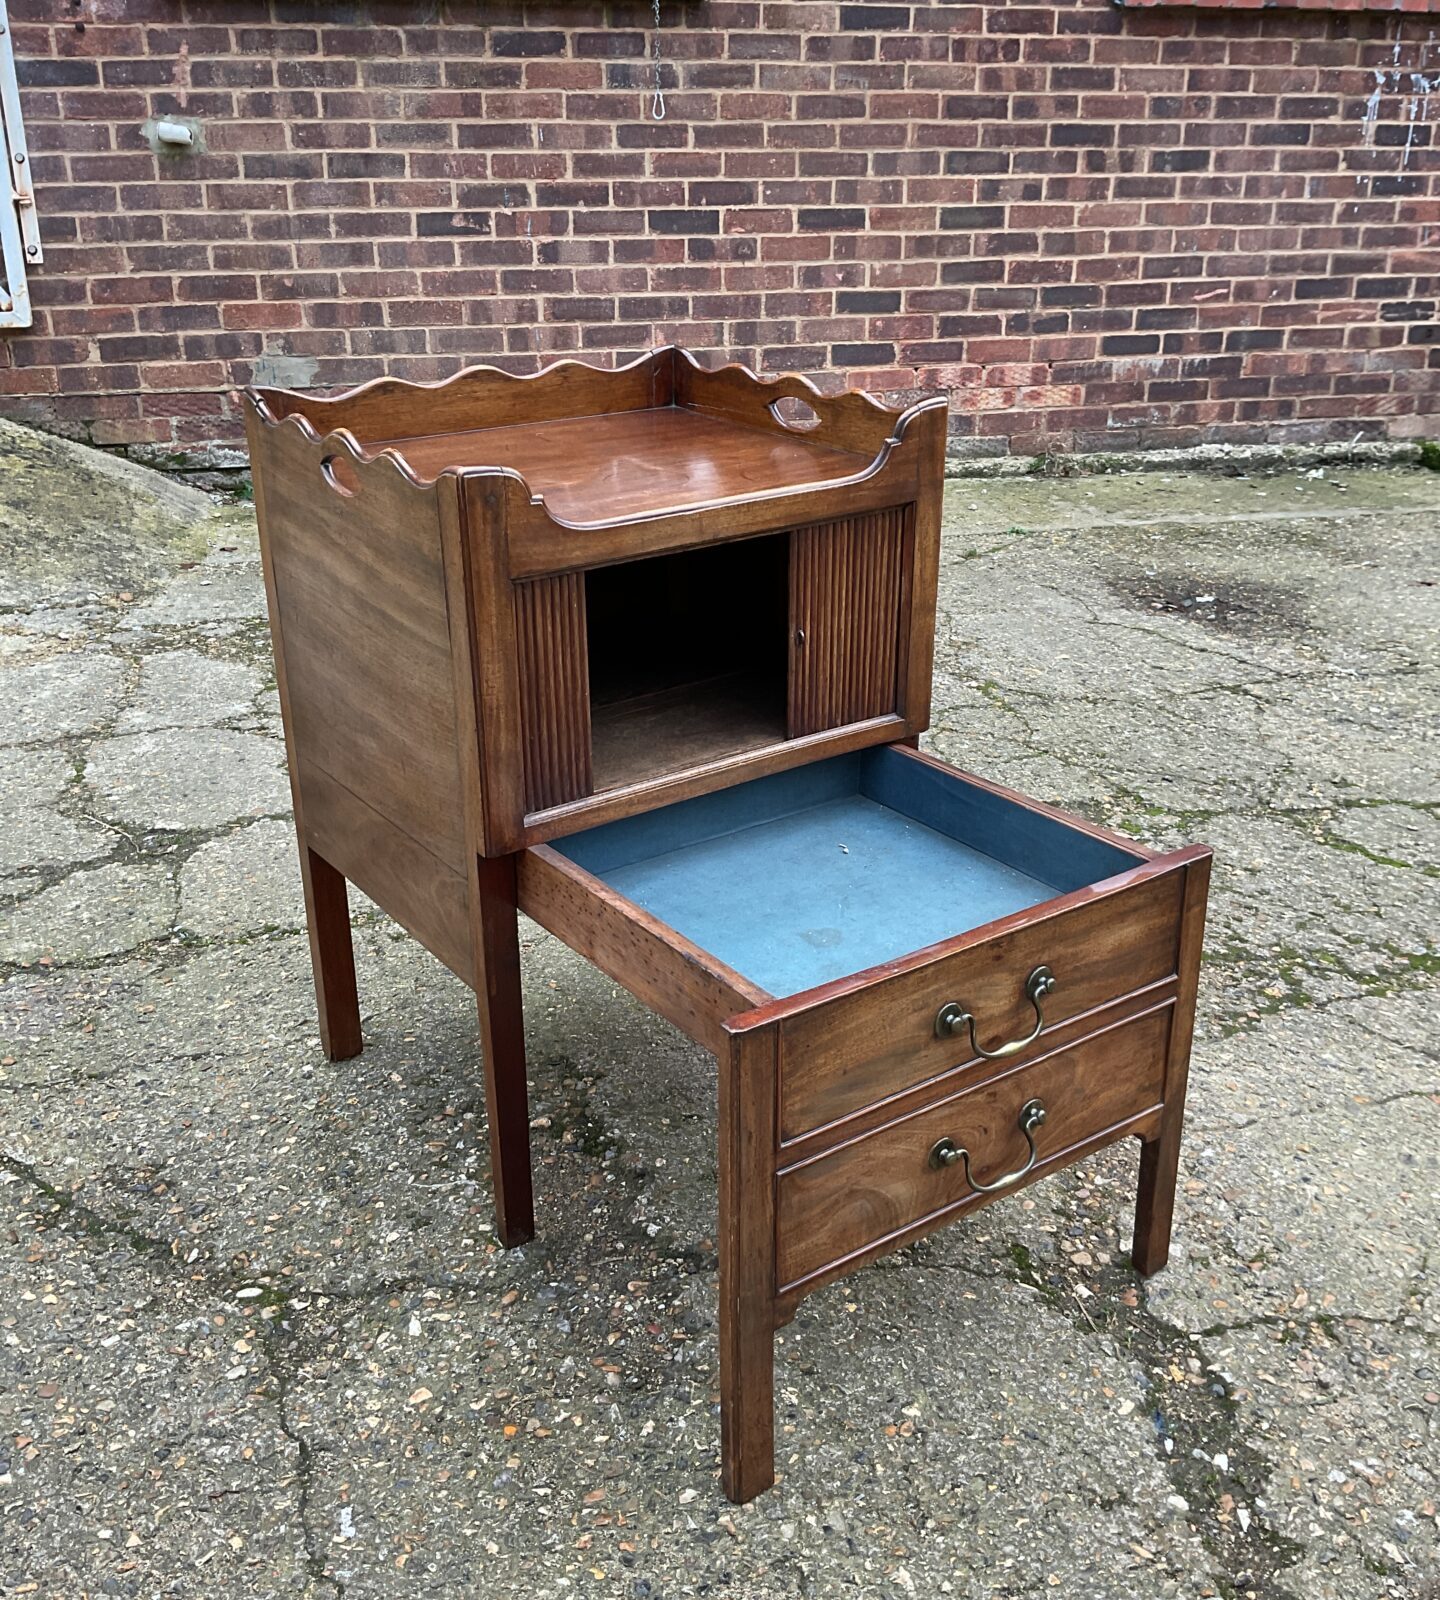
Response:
[1,418,1436,1600]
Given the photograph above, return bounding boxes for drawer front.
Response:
[775,1005,1171,1293]
[779,864,1184,1140]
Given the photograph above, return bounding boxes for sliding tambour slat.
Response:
[515,573,593,812]
[788,505,908,738]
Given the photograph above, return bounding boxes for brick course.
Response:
[1,0,1436,456]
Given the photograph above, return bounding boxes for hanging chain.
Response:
[650,0,666,121]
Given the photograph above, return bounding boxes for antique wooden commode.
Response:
[244,347,1210,1503]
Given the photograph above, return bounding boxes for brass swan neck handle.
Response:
[934,965,1057,1061]
[929,1098,1048,1194]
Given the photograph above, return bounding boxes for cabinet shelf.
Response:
[590,670,787,794]
[584,531,788,795]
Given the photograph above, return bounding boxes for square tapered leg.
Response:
[473,853,535,1248]
[300,845,362,1063]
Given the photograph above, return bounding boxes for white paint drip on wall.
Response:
[1401,73,1437,170]
[1361,70,1385,148]
[1356,21,1439,189]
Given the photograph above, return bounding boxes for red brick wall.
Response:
[2,1,1437,458]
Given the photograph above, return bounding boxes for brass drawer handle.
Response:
[934,965,1056,1060]
[929,1098,1048,1194]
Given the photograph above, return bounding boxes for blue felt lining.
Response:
[555,747,1144,999]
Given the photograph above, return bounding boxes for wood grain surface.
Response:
[297,761,472,983]
[252,347,673,445]
[516,844,769,1055]
[718,1020,781,1503]
[775,862,1186,1140]
[776,1004,1172,1292]
[1133,851,1212,1276]
[375,406,871,522]
[250,412,467,871]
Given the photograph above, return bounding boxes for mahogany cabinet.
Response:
[244,348,1209,1503]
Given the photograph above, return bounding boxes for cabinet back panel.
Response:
[585,535,788,708]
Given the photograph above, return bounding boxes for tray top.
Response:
[369,406,872,526]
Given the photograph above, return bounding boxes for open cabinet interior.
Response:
[586,535,789,792]
[514,507,912,818]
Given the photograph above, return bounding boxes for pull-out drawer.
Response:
[519,739,1209,1469]
[519,742,1203,1099]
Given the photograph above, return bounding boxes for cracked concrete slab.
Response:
[1320,803,1439,873]
[0,649,129,745]
[1,432,1436,1600]
[110,505,268,640]
[0,959,158,1090]
[178,819,306,937]
[0,860,176,965]
[280,1253,1213,1599]
[116,649,265,733]
[1198,1314,1438,1600]
[86,728,289,831]
[949,466,1440,543]
[1198,812,1435,1022]
[117,564,270,634]
[116,548,269,635]
[0,747,112,878]
[1146,1092,1435,1331]
[0,1202,330,1599]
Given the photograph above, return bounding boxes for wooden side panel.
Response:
[298,762,472,982]
[515,572,592,813]
[249,411,467,873]
[788,506,907,737]
[247,405,365,1058]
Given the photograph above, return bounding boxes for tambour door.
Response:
[514,571,592,814]
[787,505,910,738]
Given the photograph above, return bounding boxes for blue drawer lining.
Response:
[554,748,1143,999]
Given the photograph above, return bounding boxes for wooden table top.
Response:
[371,406,873,526]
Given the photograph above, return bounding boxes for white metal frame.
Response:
[0,0,41,330]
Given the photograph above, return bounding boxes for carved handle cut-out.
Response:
[320,454,359,497]
[770,395,821,432]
